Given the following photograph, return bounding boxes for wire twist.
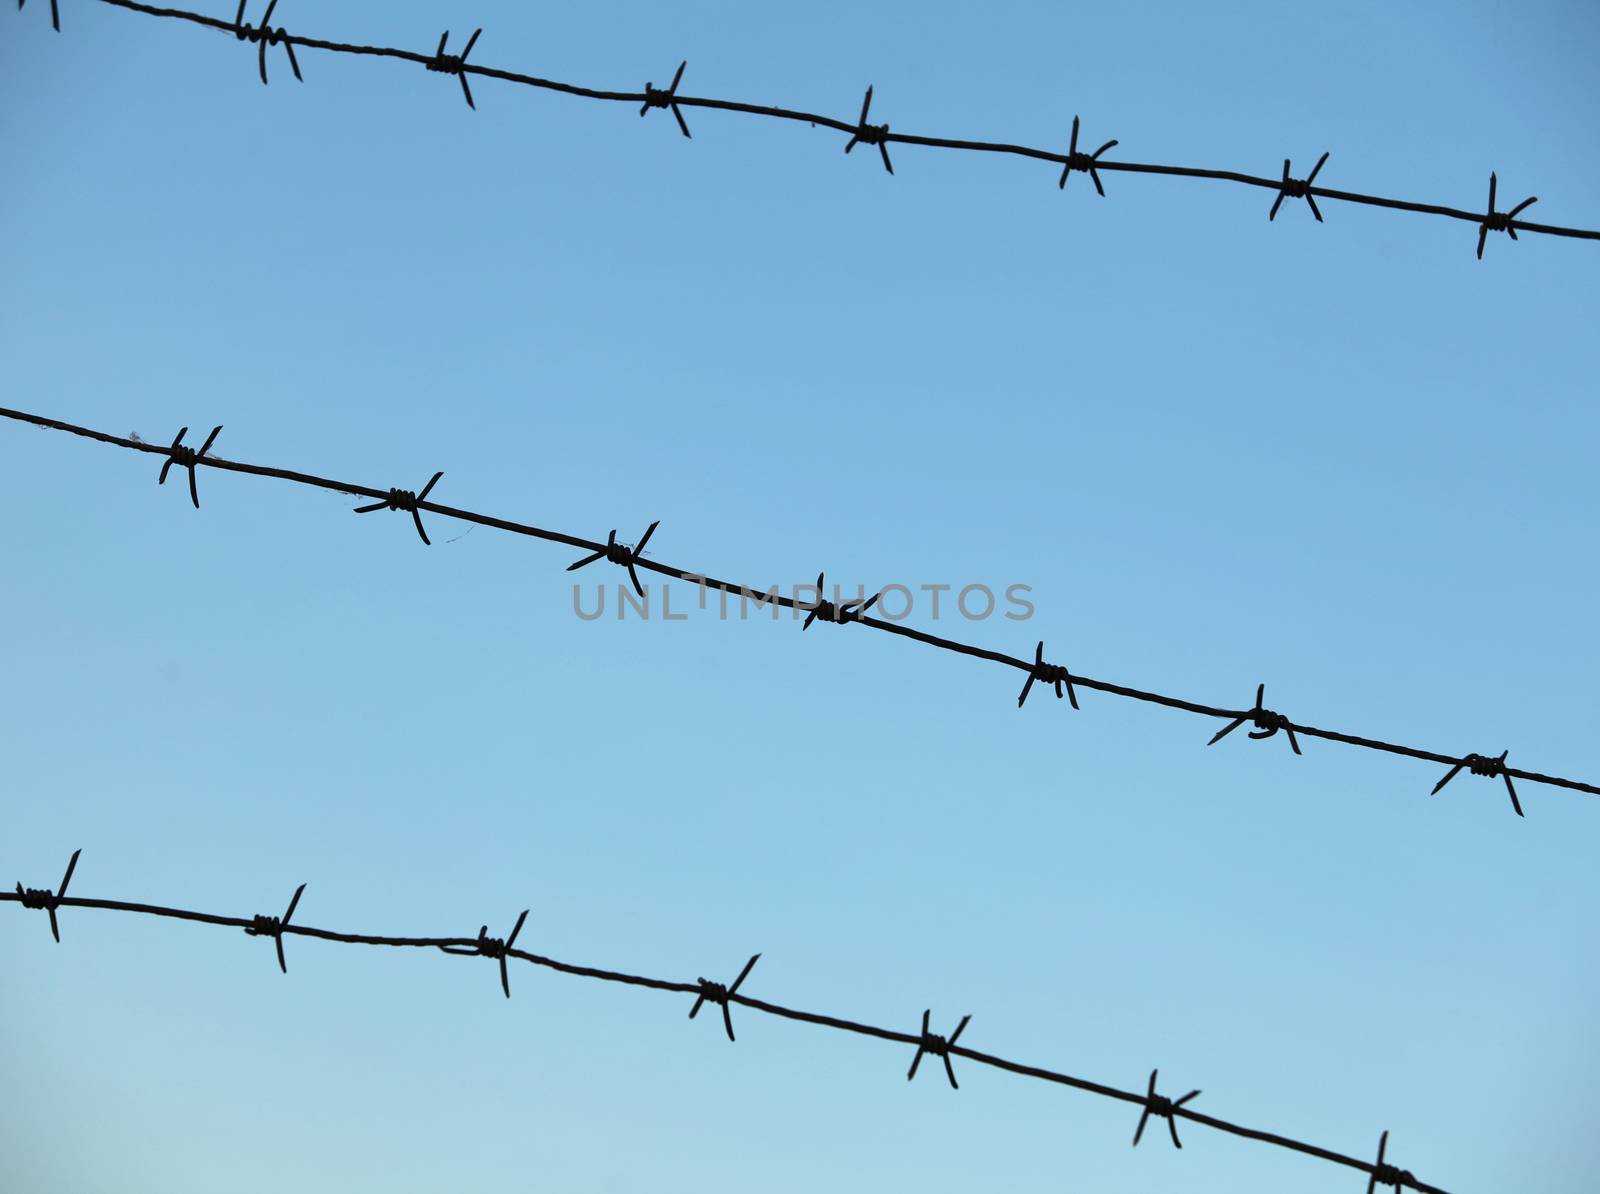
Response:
[426,28,482,109]
[688,953,760,1041]
[1133,1068,1201,1148]
[906,1009,970,1089]
[234,0,300,85]
[353,471,443,545]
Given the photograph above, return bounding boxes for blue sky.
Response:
[3,2,1598,1191]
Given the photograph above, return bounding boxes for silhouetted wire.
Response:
[3,850,1451,1194]
[15,0,1598,255]
[4,406,1593,816]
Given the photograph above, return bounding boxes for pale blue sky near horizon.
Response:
[3,2,1598,1191]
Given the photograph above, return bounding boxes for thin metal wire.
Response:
[2,850,1454,1194]
[17,0,1598,254]
[4,405,1595,814]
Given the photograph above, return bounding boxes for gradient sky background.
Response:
[3,2,1598,1191]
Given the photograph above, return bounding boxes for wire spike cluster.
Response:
[566,520,659,598]
[439,908,530,998]
[157,424,221,508]
[1207,683,1302,755]
[1017,639,1078,708]
[233,0,300,86]
[1,851,1456,1193]
[688,952,760,1041]
[641,60,691,138]
[353,470,444,545]
[13,848,80,942]
[1270,151,1329,222]
[907,1009,971,1088]
[801,571,882,630]
[427,27,482,109]
[843,86,893,174]
[14,1,1598,256]
[6,405,1596,819]
[245,881,306,973]
[1368,1130,1417,1193]
[1133,1069,1201,1148]
[1477,172,1538,259]
[1058,114,1117,196]
[1431,749,1523,817]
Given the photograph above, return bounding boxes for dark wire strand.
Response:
[4,404,1595,811]
[18,0,1598,251]
[0,860,1453,1194]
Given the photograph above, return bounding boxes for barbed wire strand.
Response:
[4,849,1447,1193]
[4,405,1594,815]
[15,0,1597,255]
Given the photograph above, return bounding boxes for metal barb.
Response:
[1058,115,1118,196]
[1269,151,1328,222]
[800,571,882,630]
[688,952,760,1041]
[18,0,61,33]
[13,848,80,943]
[234,1,302,85]
[843,86,893,174]
[1476,172,1538,259]
[157,425,222,509]
[640,60,691,138]
[1430,748,1522,816]
[1207,683,1301,754]
[353,471,444,545]
[1132,1068,1201,1148]
[439,908,529,997]
[565,520,659,598]
[427,28,482,109]
[1017,639,1079,709]
[1367,1130,1418,1193]
[245,882,305,973]
[906,1009,970,1089]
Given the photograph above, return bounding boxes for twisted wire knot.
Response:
[1431,748,1523,816]
[1270,152,1328,222]
[638,61,691,137]
[567,521,660,599]
[1208,683,1301,754]
[1018,641,1080,708]
[1466,752,1505,778]
[158,425,222,509]
[1372,1162,1416,1190]
[688,954,760,1042]
[427,29,482,108]
[1476,172,1538,259]
[1058,115,1118,196]
[16,885,56,911]
[800,572,882,631]
[844,86,894,174]
[1133,1069,1201,1148]
[438,910,528,998]
[244,883,303,973]
[906,1010,970,1089]
[15,849,80,943]
[353,471,443,545]
[1366,1131,1417,1193]
[234,1,301,85]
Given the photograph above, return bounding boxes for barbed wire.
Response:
[4,405,1595,816]
[15,0,1598,256]
[4,848,1448,1193]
